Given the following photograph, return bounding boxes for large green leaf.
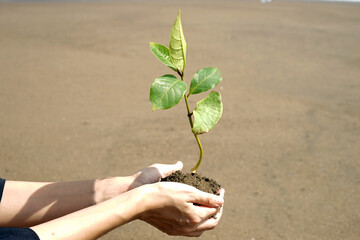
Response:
[149,42,177,72]
[169,10,187,72]
[192,91,223,134]
[150,74,187,110]
[189,67,222,95]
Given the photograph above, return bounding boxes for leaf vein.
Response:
[189,69,217,95]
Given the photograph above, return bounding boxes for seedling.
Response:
[149,10,223,173]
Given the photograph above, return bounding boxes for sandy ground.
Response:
[0,0,359,239]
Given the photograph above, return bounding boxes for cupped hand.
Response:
[129,161,183,190]
[138,182,225,237]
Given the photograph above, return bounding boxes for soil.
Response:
[161,170,221,195]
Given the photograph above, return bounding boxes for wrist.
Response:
[114,185,152,222]
[94,176,135,204]
[135,184,163,220]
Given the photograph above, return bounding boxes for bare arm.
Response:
[0,177,132,227]
[31,182,224,240]
[0,161,225,238]
[30,186,143,240]
[0,161,182,227]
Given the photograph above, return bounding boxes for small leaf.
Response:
[189,67,222,95]
[169,10,187,72]
[192,91,223,134]
[149,42,177,72]
[150,74,187,110]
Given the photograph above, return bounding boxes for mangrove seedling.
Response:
[149,10,223,173]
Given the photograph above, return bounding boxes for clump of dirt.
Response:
[161,170,221,195]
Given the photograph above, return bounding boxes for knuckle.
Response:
[195,218,202,225]
[189,216,201,225]
[177,218,188,226]
[200,195,214,206]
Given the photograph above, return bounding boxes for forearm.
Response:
[0,176,134,227]
[0,180,95,227]
[30,188,144,240]
[30,182,224,239]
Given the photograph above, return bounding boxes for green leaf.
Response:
[192,91,223,134]
[149,42,177,72]
[189,67,222,95]
[169,10,187,72]
[150,74,187,110]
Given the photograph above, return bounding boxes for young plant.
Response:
[149,10,223,173]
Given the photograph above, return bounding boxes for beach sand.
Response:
[0,0,359,239]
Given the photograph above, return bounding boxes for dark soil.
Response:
[161,170,221,195]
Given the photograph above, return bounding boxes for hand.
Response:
[94,161,183,203]
[128,161,183,190]
[138,182,225,237]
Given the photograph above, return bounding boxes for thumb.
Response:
[159,161,183,178]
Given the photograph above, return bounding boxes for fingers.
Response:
[146,213,221,237]
[216,188,225,218]
[192,204,220,221]
[185,199,224,235]
[134,162,184,186]
[145,216,206,237]
[156,161,183,178]
[193,214,221,232]
[141,185,225,237]
[190,196,224,225]
[190,189,224,208]
[188,188,225,230]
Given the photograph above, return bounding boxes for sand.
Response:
[0,0,359,239]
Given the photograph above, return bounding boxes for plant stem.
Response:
[190,132,203,173]
[180,72,203,173]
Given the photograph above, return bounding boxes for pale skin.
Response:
[0,161,225,239]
